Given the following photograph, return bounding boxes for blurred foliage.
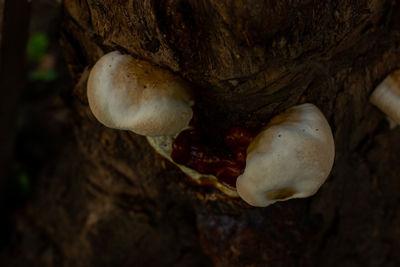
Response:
[7,169,31,203]
[26,32,57,82]
[29,70,57,82]
[16,171,31,198]
[26,32,48,63]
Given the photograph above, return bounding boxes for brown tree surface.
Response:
[2,0,400,266]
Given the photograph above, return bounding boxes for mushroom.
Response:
[370,69,400,128]
[236,103,335,207]
[87,51,194,136]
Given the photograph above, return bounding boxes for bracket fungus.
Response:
[87,51,194,136]
[236,103,335,207]
[86,52,335,207]
[370,69,400,127]
[149,104,335,207]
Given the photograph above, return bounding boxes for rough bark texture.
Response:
[3,0,400,266]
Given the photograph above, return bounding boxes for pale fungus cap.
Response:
[87,51,194,136]
[370,69,400,127]
[236,103,335,207]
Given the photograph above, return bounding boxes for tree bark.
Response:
[3,0,400,266]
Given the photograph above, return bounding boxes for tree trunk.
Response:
[3,1,400,266]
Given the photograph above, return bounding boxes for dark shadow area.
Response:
[0,0,73,258]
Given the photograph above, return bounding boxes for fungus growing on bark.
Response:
[87,51,194,136]
[147,125,257,197]
[236,103,335,207]
[146,134,240,197]
[370,69,400,128]
[87,52,335,206]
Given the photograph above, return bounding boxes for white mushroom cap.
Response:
[87,51,194,136]
[236,103,335,207]
[370,69,400,126]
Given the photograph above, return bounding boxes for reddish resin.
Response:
[171,126,256,188]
